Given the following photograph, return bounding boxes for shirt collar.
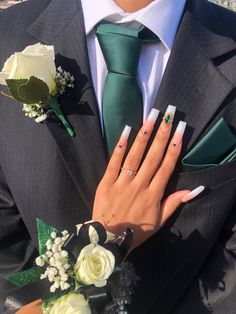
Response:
[81,0,186,50]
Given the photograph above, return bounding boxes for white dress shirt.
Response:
[81,0,186,126]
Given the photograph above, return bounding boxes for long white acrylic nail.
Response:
[118,125,132,148]
[147,108,160,123]
[176,121,187,134]
[163,105,176,126]
[121,125,131,139]
[182,185,205,203]
[172,121,187,146]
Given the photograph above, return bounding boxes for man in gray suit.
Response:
[0,0,236,313]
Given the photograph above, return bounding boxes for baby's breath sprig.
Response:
[36,230,72,293]
[22,103,48,123]
[55,66,75,96]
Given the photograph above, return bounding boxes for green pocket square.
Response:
[182,118,236,172]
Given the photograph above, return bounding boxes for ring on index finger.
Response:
[121,167,138,177]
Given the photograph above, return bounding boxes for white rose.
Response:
[47,292,91,314]
[75,244,115,287]
[0,43,57,94]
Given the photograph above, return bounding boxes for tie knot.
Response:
[96,22,159,76]
[96,22,143,76]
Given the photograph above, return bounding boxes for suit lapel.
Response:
[153,0,236,153]
[27,0,107,211]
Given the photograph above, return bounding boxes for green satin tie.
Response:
[96,22,159,156]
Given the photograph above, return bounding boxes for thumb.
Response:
[159,185,205,227]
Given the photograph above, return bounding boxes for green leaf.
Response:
[37,218,58,255]
[6,76,50,104]
[18,76,49,104]
[6,79,28,103]
[5,266,43,287]
[41,302,47,313]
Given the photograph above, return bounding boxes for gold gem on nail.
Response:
[163,113,173,125]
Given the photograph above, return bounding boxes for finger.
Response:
[158,190,190,227]
[150,121,186,193]
[136,105,176,185]
[120,108,159,181]
[103,125,131,184]
[158,185,205,227]
[181,185,205,203]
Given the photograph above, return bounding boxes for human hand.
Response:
[93,106,204,249]
[16,300,43,314]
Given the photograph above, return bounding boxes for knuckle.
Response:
[107,163,117,174]
[112,146,123,158]
[145,154,158,165]
[159,164,168,173]
[125,155,138,168]
[168,145,181,158]
[130,180,141,194]
[149,185,163,199]
[155,129,169,143]
[136,131,149,144]
[96,182,107,195]
[158,164,173,176]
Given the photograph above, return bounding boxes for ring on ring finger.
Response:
[121,167,138,177]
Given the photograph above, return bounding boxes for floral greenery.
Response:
[37,219,59,255]
[5,219,58,288]
[6,266,43,287]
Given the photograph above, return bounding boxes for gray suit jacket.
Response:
[0,0,236,313]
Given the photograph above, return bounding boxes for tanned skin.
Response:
[114,0,154,12]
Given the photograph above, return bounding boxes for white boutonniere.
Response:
[0,43,75,136]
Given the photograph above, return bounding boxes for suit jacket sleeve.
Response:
[0,163,37,311]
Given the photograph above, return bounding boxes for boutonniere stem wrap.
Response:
[0,43,75,137]
[4,220,137,314]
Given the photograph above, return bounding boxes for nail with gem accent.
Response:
[182,185,205,203]
[162,105,176,130]
[172,121,187,147]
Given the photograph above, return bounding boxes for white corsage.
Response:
[5,219,137,314]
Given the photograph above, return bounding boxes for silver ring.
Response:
[121,167,137,176]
